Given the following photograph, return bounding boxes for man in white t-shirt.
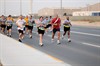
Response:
[16,15,26,42]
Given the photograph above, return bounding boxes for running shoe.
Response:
[29,35,32,38]
[68,39,71,42]
[57,40,61,44]
[18,39,22,42]
[39,43,43,47]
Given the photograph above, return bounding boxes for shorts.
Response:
[45,24,51,28]
[53,28,60,34]
[7,26,12,30]
[18,30,24,34]
[0,23,1,26]
[1,24,6,28]
[28,26,33,30]
[25,25,29,28]
[64,27,70,32]
[38,28,45,35]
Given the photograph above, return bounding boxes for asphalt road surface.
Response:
[1,24,100,66]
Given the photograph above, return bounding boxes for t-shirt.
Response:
[6,20,13,26]
[37,20,46,30]
[63,20,71,26]
[16,19,26,30]
[48,18,52,23]
[24,18,29,25]
[28,18,34,26]
[0,18,6,24]
[6,18,14,26]
[43,19,49,25]
[51,18,61,29]
[0,18,2,24]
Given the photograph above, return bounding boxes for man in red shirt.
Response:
[51,14,61,44]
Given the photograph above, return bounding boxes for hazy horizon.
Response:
[0,0,100,16]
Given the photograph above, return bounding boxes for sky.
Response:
[0,0,100,16]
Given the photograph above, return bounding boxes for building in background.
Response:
[38,3,100,16]
[73,11,100,16]
[73,3,100,16]
[81,3,100,11]
[38,7,80,16]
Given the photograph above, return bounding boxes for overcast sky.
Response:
[0,0,100,16]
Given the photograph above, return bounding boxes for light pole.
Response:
[29,0,33,15]
[4,0,6,15]
[0,0,1,15]
[60,0,62,17]
[20,0,22,15]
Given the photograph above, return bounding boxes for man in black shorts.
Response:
[16,15,26,42]
[6,15,14,37]
[0,15,6,33]
[28,15,35,38]
[62,17,72,42]
[51,14,61,44]
[36,16,46,46]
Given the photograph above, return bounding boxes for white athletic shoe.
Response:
[22,36,24,40]
[57,40,61,44]
[29,35,32,38]
[51,39,54,42]
[39,43,43,47]
[68,38,71,42]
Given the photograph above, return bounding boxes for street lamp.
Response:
[29,0,33,15]
[4,0,6,15]
[60,0,62,17]
[20,0,22,15]
[0,0,2,15]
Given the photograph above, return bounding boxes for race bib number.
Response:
[64,25,70,28]
[39,27,45,30]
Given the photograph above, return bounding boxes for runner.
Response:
[51,14,61,44]
[49,16,53,32]
[0,15,6,34]
[43,16,50,33]
[45,16,52,32]
[24,15,29,34]
[6,15,14,37]
[28,15,35,38]
[36,16,46,46]
[16,15,26,42]
[62,17,72,42]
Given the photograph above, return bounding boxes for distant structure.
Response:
[38,3,100,16]
[38,8,80,16]
[81,3,100,11]
[73,11,100,16]
[73,3,100,16]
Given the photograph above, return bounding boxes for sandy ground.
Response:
[71,21,100,28]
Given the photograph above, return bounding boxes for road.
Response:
[2,24,100,66]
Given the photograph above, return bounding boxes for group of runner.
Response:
[0,14,72,47]
[0,15,14,37]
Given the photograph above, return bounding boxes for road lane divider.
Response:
[61,30,100,37]
[82,42,100,48]
[71,31,100,37]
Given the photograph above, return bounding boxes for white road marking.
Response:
[47,34,100,48]
[71,31,100,37]
[61,30,100,37]
[82,42,100,48]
